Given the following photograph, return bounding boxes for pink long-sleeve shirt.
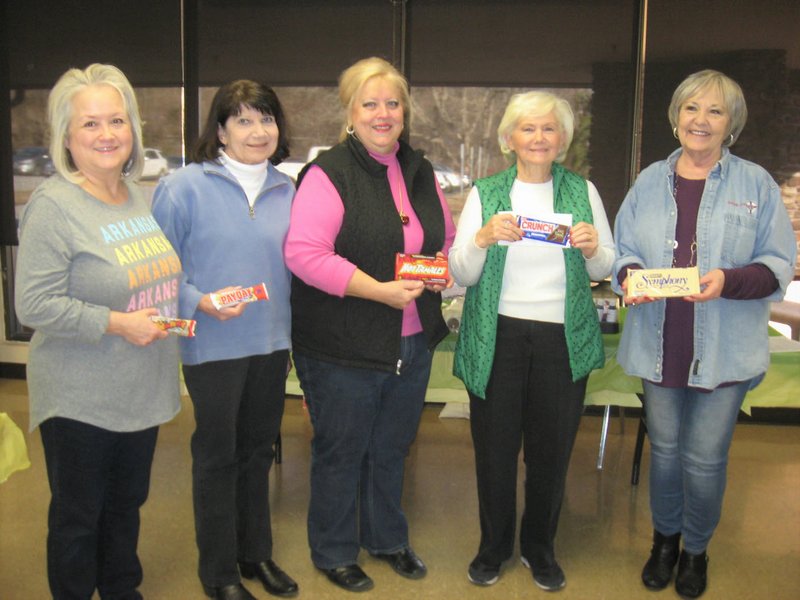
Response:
[284,144,456,336]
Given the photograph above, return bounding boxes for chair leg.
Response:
[597,405,611,470]
[631,419,646,485]
[631,394,647,485]
[274,432,282,465]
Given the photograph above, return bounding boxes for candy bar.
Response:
[516,216,571,247]
[395,253,449,285]
[210,283,269,310]
[150,315,197,337]
[628,267,700,298]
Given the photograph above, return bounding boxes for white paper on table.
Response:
[497,211,573,247]
[768,335,800,353]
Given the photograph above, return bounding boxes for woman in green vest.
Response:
[449,91,614,592]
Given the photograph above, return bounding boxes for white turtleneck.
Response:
[219,151,269,207]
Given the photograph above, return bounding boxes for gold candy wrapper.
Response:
[628,267,700,298]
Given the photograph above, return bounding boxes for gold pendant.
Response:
[400,212,410,225]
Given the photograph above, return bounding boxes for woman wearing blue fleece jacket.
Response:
[152,81,298,600]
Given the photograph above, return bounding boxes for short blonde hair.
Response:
[48,64,144,183]
[497,91,574,163]
[338,57,410,142]
[668,69,747,146]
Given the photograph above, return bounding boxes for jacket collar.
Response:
[200,158,291,193]
[666,146,731,180]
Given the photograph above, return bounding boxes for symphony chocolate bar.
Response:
[210,283,269,310]
[150,316,197,337]
[395,253,449,285]
[628,267,700,298]
[516,215,571,246]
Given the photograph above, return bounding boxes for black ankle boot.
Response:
[675,549,708,598]
[641,530,681,589]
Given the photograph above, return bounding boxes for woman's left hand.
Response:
[685,269,725,303]
[571,222,599,259]
[424,251,455,293]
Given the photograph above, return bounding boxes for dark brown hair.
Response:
[192,80,290,164]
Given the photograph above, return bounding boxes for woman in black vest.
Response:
[285,57,455,593]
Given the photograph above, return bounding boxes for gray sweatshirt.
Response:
[15,176,181,432]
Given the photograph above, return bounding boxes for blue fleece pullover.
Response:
[152,160,294,365]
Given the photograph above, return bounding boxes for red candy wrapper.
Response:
[210,283,269,310]
[150,316,197,337]
[395,253,449,285]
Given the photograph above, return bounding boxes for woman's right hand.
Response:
[621,276,656,307]
[197,287,247,321]
[474,213,522,248]
[107,308,168,346]
[379,279,425,310]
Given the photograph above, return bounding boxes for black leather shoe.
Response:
[641,530,681,590]
[321,564,374,592]
[675,550,708,598]
[202,583,257,600]
[240,560,299,597]
[373,547,427,579]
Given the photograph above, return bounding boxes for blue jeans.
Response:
[293,333,432,569]
[183,351,288,588]
[40,417,157,600]
[642,379,750,554]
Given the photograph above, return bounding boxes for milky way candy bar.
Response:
[210,283,269,310]
[516,216,571,246]
[150,316,197,337]
[395,253,449,285]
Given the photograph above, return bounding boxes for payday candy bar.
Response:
[210,283,269,310]
[516,216,571,246]
[150,316,197,337]
[395,253,449,285]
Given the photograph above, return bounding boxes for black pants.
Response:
[469,316,586,566]
[40,417,158,600]
[183,350,288,588]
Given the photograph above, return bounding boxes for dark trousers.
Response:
[40,417,158,600]
[183,350,288,588]
[293,333,432,568]
[469,316,586,566]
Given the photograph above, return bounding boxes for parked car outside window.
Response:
[141,148,169,179]
[13,147,55,177]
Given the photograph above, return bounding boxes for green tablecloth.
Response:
[287,316,799,414]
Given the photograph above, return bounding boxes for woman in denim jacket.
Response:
[612,70,796,598]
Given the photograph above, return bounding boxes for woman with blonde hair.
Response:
[15,63,181,599]
[285,56,455,593]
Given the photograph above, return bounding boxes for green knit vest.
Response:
[453,163,605,399]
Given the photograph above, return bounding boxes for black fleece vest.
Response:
[291,136,448,371]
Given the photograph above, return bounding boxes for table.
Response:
[286,312,800,468]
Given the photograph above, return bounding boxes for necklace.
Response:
[672,173,698,268]
[395,168,410,225]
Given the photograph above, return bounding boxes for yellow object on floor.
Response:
[0,412,30,483]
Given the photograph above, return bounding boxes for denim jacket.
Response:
[612,148,796,389]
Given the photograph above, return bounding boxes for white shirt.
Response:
[219,151,268,208]
[448,177,614,323]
